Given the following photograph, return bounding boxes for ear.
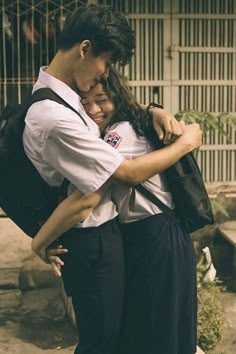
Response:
[80,40,91,59]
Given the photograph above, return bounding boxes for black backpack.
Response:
[0,88,86,238]
[135,151,214,233]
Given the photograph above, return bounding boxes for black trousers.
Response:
[119,212,197,354]
[59,218,124,354]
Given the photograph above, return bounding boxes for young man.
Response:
[23,4,202,354]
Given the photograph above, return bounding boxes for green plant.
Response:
[210,199,229,219]
[196,255,225,352]
[175,111,236,139]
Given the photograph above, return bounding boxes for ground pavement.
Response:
[0,216,236,353]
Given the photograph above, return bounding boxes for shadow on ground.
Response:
[0,308,78,351]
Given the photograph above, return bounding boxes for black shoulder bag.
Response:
[135,102,214,233]
[135,151,214,233]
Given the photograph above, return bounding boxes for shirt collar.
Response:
[34,66,81,112]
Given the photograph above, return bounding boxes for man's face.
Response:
[74,47,112,92]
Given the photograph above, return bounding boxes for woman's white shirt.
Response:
[104,121,174,224]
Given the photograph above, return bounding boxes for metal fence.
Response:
[1,0,236,183]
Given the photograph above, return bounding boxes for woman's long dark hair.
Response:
[102,67,158,146]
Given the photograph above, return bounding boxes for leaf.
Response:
[210,200,229,218]
[175,111,236,136]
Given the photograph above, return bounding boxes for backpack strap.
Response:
[26,87,88,126]
[134,183,173,216]
[25,87,87,192]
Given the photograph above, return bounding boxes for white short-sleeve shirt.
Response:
[23,67,124,227]
[103,121,174,224]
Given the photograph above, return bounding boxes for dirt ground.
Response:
[0,311,77,354]
[0,290,236,354]
[0,217,236,353]
[0,218,77,353]
[0,289,78,354]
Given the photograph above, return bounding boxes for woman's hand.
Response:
[149,107,182,144]
[46,244,68,277]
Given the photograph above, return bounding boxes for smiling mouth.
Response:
[93,117,106,126]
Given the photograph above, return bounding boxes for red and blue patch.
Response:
[104,131,122,149]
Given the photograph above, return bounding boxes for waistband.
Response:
[120,210,180,234]
[59,216,119,242]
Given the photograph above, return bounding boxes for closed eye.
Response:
[96,98,110,104]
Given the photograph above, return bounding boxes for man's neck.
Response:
[46,51,75,90]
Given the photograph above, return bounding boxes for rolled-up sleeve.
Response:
[42,116,124,195]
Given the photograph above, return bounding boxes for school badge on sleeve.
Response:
[104,131,122,148]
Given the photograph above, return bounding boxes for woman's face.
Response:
[80,83,115,132]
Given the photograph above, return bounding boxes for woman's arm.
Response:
[140,105,183,144]
[31,182,110,262]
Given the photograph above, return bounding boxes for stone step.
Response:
[218,221,236,247]
[21,288,66,321]
[0,267,20,290]
[218,221,236,291]
[0,289,22,309]
[19,254,61,291]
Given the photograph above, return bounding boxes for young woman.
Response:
[32,67,201,354]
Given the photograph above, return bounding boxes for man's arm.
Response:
[44,108,201,193]
[45,122,202,276]
[112,121,202,185]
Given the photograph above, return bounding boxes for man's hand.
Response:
[150,107,182,144]
[46,244,68,277]
[177,121,202,152]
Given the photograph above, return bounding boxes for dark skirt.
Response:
[119,212,197,354]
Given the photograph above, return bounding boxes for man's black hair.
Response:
[58,4,135,65]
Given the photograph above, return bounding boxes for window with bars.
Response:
[0,0,87,106]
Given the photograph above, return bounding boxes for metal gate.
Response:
[170,0,236,183]
[1,0,236,183]
[0,0,87,106]
[99,0,236,184]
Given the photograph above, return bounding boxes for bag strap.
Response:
[134,184,173,216]
[26,87,88,126]
[25,87,87,191]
